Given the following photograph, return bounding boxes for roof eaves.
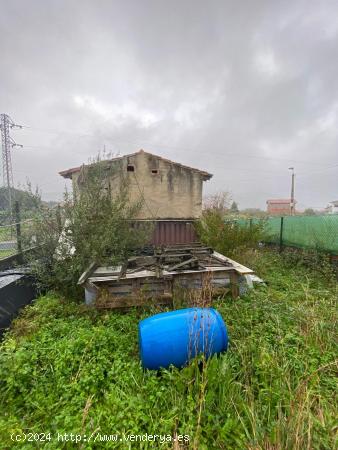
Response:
[138,149,213,179]
[59,166,82,179]
[266,199,292,204]
[59,149,213,180]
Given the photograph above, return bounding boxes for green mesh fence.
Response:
[232,215,338,254]
[0,219,35,260]
[0,223,17,259]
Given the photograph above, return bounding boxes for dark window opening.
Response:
[127,165,135,172]
[151,169,158,174]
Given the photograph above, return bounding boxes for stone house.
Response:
[59,149,212,220]
[61,150,257,305]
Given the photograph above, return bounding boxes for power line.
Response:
[10,119,338,207]
[18,122,338,167]
[18,142,338,180]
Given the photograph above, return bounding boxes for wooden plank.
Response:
[162,244,208,252]
[174,279,230,289]
[108,286,133,294]
[93,266,122,276]
[212,251,254,274]
[158,253,193,259]
[210,279,231,287]
[78,262,98,285]
[229,270,240,298]
[89,270,156,282]
[95,293,173,309]
[130,256,157,267]
[211,287,230,297]
[140,278,166,284]
[132,277,141,296]
[167,257,198,271]
[117,261,128,281]
[90,266,235,284]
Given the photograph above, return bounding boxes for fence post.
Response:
[279,216,284,253]
[15,201,22,255]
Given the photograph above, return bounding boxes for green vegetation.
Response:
[0,224,16,259]
[0,185,42,222]
[0,248,16,259]
[229,201,239,213]
[303,208,317,216]
[0,183,42,259]
[0,250,336,449]
[26,157,149,298]
[196,209,266,257]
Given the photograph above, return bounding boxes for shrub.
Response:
[279,247,337,283]
[24,156,150,299]
[195,209,266,257]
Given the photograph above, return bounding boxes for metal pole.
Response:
[0,114,22,221]
[289,167,295,216]
[279,216,284,253]
[0,114,12,218]
[15,200,22,254]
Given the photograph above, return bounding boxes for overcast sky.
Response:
[1,0,337,210]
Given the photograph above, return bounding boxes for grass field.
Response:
[0,250,337,449]
[0,225,17,260]
[0,220,34,260]
[0,249,16,259]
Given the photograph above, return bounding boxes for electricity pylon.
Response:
[0,114,22,218]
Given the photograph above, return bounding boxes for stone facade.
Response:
[60,150,212,219]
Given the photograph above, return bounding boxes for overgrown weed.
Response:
[195,209,266,258]
[0,251,336,449]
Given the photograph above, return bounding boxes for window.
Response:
[151,169,158,174]
[127,165,134,172]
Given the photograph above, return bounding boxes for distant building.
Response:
[266,199,295,216]
[326,200,338,214]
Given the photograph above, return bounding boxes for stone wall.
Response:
[72,151,205,219]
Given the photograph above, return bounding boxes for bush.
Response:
[25,156,150,299]
[279,247,337,282]
[195,209,266,257]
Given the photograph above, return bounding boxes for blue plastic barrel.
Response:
[139,308,228,370]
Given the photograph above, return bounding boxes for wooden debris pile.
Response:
[118,243,233,277]
[78,243,253,308]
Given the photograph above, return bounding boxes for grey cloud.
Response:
[0,0,337,209]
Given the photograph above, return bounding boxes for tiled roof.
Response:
[59,149,213,180]
[266,199,292,204]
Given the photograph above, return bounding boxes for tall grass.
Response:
[0,251,336,449]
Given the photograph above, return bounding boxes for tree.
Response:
[230,201,239,213]
[203,191,232,215]
[25,156,149,298]
[241,208,267,218]
[303,208,316,216]
[0,184,42,222]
